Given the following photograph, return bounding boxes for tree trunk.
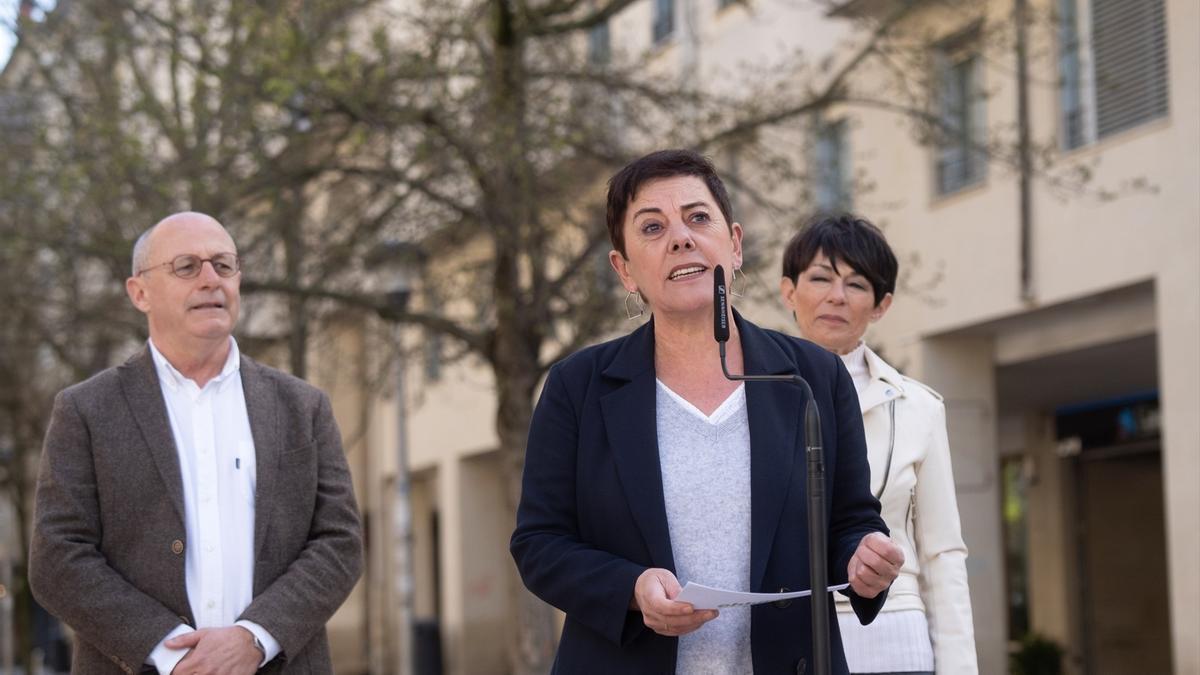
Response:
[486,2,562,671]
[281,190,309,378]
[8,406,37,675]
[495,362,557,675]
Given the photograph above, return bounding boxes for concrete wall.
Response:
[915,336,1007,675]
[459,453,517,674]
[1155,4,1200,672]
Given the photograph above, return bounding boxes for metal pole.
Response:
[393,328,416,675]
[804,399,831,675]
[1016,0,1035,302]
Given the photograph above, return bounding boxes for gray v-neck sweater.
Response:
[656,380,753,675]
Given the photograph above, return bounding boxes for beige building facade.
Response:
[374,1,1198,674]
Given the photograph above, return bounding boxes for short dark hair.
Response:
[781,214,898,306]
[606,149,734,257]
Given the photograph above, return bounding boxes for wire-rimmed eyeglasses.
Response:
[138,253,241,279]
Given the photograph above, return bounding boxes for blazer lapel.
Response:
[240,356,281,567]
[118,347,187,527]
[735,313,803,592]
[599,320,676,572]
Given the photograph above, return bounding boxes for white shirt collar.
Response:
[148,336,241,393]
[837,342,872,397]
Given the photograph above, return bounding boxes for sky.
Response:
[0,1,15,70]
[0,0,56,71]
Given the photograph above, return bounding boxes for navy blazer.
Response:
[511,313,889,674]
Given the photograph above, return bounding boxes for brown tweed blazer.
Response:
[29,347,363,674]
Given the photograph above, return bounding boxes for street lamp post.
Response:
[367,241,419,675]
[389,288,415,675]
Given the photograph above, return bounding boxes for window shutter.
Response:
[1091,0,1169,139]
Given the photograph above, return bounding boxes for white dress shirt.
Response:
[145,338,281,674]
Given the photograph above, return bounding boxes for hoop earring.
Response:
[730,267,745,298]
[624,289,645,320]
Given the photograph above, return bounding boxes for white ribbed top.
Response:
[656,380,753,675]
[837,610,935,672]
[838,341,871,393]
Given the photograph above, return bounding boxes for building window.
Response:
[1059,0,1168,148]
[812,118,852,213]
[588,20,610,66]
[934,39,986,195]
[1058,0,1087,149]
[652,0,674,44]
[1092,0,1169,138]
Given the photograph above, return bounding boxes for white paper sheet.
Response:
[675,582,851,610]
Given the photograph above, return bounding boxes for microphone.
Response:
[713,265,831,675]
[714,265,730,344]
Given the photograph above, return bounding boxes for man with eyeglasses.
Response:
[29,212,363,675]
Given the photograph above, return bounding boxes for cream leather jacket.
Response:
[834,345,978,673]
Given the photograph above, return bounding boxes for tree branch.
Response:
[240,279,490,355]
[527,0,641,36]
[698,0,919,150]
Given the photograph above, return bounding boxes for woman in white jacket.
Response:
[779,215,977,675]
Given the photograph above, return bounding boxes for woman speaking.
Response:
[511,150,903,674]
[779,215,977,674]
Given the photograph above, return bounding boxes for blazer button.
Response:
[794,657,807,674]
[171,539,184,555]
[774,587,793,609]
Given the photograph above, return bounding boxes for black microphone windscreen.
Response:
[714,265,729,343]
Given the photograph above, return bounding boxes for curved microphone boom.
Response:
[713,265,831,675]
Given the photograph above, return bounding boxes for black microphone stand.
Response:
[713,266,831,675]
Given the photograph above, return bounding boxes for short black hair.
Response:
[781,214,898,307]
[606,149,734,257]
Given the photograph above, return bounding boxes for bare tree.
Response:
[0,1,936,671]
[4,0,1138,672]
